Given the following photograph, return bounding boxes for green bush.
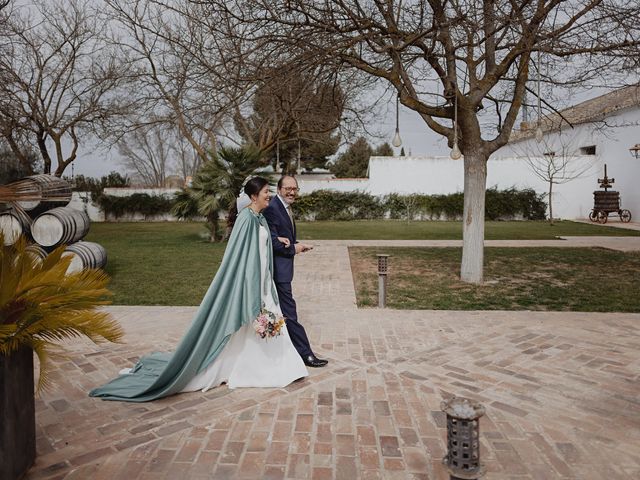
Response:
[95,187,546,222]
[294,188,546,221]
[294,190,385,220]
[488,187,547,220]
[69,172,130,201]
[97,194,175,219]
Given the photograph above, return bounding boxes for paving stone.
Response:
[22,239,640,480]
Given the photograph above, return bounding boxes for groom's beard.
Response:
[280,193,296,205]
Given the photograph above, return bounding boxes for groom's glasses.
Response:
[282,187,299,193]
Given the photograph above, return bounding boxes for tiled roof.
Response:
[510,83,640,142]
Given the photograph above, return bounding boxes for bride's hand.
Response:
[277,236,291,247]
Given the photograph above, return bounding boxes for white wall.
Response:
[368,156,464,195]
[298,177,369,194]
[365,155,598,219]
[498,105,640,219]
[488,155,598,219]
[103,187,179,197]
[67,192,105,222]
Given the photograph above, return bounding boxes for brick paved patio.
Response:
[24,238,640,479]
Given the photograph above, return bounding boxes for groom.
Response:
[263,175,328,368]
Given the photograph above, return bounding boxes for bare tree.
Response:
[104,0,250,169]
[0,0,9,26]
[117,124,206,187]
[117,125,174,187]
[522,139,594,225]
[200,0,640,283]
[146,1,379,155]
[0,0,10,31]
[172,131,204,180]
[0,0,131,176]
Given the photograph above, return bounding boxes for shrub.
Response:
[295,188,546,221]
[97,193,175,219]
[70,172,130,201]
[94,187,546,222]
[294,190,385,220]
[484,187,546,220]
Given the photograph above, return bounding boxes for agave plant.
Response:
[0,235,123,391]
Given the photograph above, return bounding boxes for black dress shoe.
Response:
[303,355,328,368]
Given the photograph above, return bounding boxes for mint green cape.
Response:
[89,208,276,402]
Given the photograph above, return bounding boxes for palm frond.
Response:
[0,233,123,392]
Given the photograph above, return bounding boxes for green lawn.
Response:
[349,247,640,312]
[84,220,639,306]
[85,223,227,305]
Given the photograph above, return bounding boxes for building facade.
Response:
[301,84,640,220]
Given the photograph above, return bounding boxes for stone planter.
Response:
[0,347,36,480]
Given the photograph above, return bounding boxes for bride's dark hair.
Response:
[244,176,269,198]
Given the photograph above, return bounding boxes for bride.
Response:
[89,177,308,402]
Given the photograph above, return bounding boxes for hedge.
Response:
[96,193,175,219]
[95,188,546,221]
[293,188,546,221]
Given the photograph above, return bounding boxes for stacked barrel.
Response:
[0,174,107,273]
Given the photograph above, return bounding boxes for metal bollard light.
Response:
[441,396,486,480]
[376,254,389,308]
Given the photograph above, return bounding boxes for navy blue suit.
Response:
[262,196,313,358]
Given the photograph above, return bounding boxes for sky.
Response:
[70,81,630,180]
[72,86,614,180]
[9,0,637,181]
[71,99,451,179]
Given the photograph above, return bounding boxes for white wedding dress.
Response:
[180,225,308,391]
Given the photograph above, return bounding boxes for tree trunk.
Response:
[460,152,488,284]
[225,201,239,240]
[548,181,554,226]
[207,211,220,242]
[36,132,52,174]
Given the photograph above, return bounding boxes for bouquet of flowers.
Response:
[253,307,286,340]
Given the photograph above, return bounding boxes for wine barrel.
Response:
[25,244,48,262]
[16,174,72,213]
[0,212,30,246]
[31,207,90,247]
[593,191,620,211]
[63,241,107,273]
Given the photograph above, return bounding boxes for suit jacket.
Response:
[262,196,296,283]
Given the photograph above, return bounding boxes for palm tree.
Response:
[172,146,266,241]
[0,235,123,391]
[213,146,267,238]
[173,163,227,242]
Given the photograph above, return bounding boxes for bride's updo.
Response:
[244,176,269,198]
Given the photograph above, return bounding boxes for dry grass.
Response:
[349,247,640,311]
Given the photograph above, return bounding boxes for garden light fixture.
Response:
[392,94,402,148]
[377,254,389,308]
[450,94,462,160]
[441,396,486,480]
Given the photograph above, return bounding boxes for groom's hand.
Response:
[295,242,313,253]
